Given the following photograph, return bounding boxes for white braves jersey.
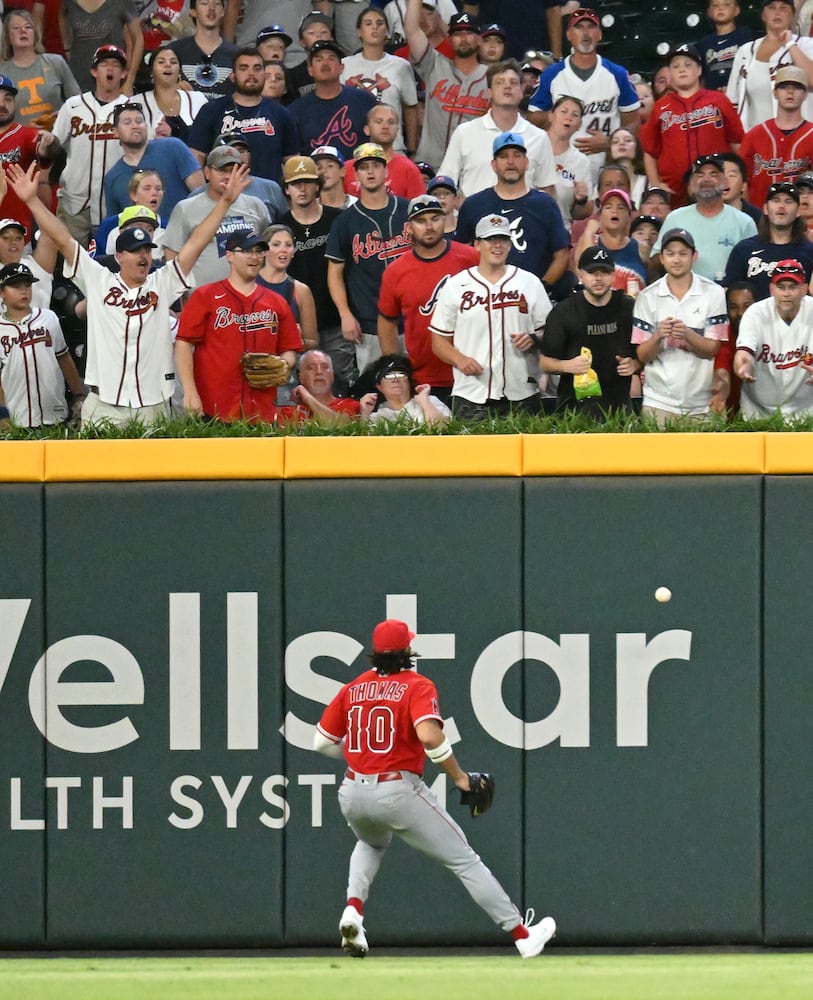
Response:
[430,264,551,402]
[66,245,194,407]
[52,92,131,225]
[632,273,729,415]
[0,307,69,426]
[736,294,813,419]
[438,112,557,198]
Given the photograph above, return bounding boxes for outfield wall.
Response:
[1,436,811,948]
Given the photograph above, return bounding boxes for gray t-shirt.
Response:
[162,190,271,286]
[62,0,136,92]
[0,54,81,126]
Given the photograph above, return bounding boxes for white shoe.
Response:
[339,905,369,958]
[515,915,556,958]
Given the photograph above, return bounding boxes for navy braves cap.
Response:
[667,43,702,66]
[578,246,615,273]
[427,174,457,194]
[0,75,17,96]
[312,144,345,165]
[308,38,344,60]
[480,22,507,39]
[256,24,293,47]
[448,12,478,33]
[766,181,800,204]
[116,227,157,253]
[0,262,37,286]
[493,131,527,155]
[224,231,269,252]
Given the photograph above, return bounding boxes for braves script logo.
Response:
[419,275,451,316]
[312,107,358,150]
[351,226,411,264]
[752,153,811,178]
[221,114,277,137]
[69,117,118,140]
[103,287,159,316]
[755,342,810,369]
[658,105,724,133]
[460,288,523,312]
[214,306,279,336]
[1,325,52,354]
[429,80,489,117]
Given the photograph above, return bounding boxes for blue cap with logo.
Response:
[492,131,527,155]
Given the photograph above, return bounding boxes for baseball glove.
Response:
[459,771,495,817]
[241,352,290,389]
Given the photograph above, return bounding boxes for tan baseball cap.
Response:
[283,155,319,183]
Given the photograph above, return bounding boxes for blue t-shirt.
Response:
[698,27,755,91]
[455,188,570,279]
[723,236,813,300]
[187,97,299,184]
[102,138,200,219]
[289,85,378,161]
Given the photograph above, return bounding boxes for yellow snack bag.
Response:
[573,346,602,400]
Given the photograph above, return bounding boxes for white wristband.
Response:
[426,738,453,763]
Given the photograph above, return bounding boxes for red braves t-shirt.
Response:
[177,279,303,422]
[318,668,444,775]
[0,124,43,235]
[378,241,479,386]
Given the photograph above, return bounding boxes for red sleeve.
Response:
[401,160,428,199]
[739,129,757,180]
[176,287,212,344]
[714,336,733,372]
[408,674,443,728]
[638,102,663,158]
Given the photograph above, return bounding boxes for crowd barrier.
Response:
[1,435,810,947]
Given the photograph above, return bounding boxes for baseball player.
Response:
[0,263,86,427]
[430,214,552,421]
[7,159,253,427]
[314,619,556,960]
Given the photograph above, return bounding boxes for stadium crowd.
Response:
[2,0,813,430]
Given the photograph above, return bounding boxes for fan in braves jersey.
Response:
[0,263,86,428]
[378,194,478,404]
[738,66,813,210]
[314,619,557,960]
[175,230,303,422]
[430,214,552,421]
[723,181,813,299]
[50,45,136,247]
[7,159,253,428]
[527,8,641,186]
[405,3,490,171]
[639,44,744,208]
[0,76,61,237]
[326,142,411,376]
[734,259,813,418]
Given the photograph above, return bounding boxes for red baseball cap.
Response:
[771,259,806,285]
[568,7,600,28]
[372,620,416,653]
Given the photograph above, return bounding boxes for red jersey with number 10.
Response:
[317,668,443,775]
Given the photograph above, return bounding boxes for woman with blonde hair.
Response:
[0,9,80,126]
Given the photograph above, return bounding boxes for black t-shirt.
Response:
[280,205,343,327]
[541,289,636,414]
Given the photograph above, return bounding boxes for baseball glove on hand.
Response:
[241,352,290,389]
[459,772,495,816]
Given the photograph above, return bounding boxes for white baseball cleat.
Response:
[515,915,556,958]
[339,905,369,958]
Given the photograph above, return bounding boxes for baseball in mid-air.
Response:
[655,587,672,603]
